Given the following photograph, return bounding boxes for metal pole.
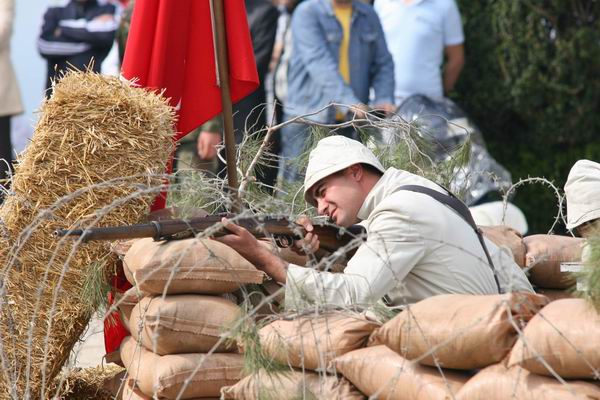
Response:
[211,0,240,211]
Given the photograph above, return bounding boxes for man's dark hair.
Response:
[361,163,384,177]
[331,163,384,179]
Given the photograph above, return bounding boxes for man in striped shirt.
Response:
[38,0,117,95]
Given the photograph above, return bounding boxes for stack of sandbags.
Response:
[123,237,265,295]
[221,369,364,400]
[0,71,175,398]
[536,287,577,302]
[508,299,600,377]
[221,311,375,399]
[480,225,527,267]
[119,237,266,399]
[336,293,548,399]
[369,292,549,369]
[334,345,469,400]
[455,298,600,399]
[524,234,584,290]
[456,363,600,400]
[476,227,581,303]
[114,286,146,328]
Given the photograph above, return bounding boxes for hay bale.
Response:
[0,70,175,399]
[51,365,126,399]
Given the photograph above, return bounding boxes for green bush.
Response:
[453,1,600,233]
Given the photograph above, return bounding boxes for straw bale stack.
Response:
[51,364,126,399]
[0,71,175,399]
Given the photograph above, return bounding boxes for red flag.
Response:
[122,0,259,138]
[105,0,259,354]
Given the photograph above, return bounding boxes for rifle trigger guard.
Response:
[275,235,294,248]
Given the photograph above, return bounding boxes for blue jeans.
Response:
[279,114,361,183]
[279,116,309,183]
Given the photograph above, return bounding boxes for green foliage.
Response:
[226,295,289,375]
[170,120,473,219]
[369,124,471,196]
[453,0,600,233]
[578,230,600,311]
[80,258,112,316]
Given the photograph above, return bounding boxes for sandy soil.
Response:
[71,315,106,368]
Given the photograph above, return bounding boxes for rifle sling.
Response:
[396,185,503,294]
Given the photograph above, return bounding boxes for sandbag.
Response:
[334,345,468,400]
[121,378,216,400]
[129,294,240,355]
[263,243,346,272]
[123,237,265,294]
[480,225,526,267]
[242,280,285,320]
[456,363,600,400]
[221,369,364,400]
[535,288,575,302]
[508,298,600,379]
[115,286,146,327]
[259,312,379,370]
[120,336,245,399]
[369,292,549,370]
[524,234,583,289]
[111,239,136,258]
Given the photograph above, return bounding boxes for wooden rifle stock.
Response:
[53,214,366,254]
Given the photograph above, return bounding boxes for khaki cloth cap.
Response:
[565,159,600,230]
[303,136,385,206]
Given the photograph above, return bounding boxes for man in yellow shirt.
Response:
[333,1,352,123]
[280,0,395,181]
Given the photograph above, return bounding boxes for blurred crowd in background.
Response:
[0,0,469,192]
[0,0,596,233]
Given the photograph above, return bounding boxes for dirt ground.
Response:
[71,315,106,368]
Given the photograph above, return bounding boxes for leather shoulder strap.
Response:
[396,185,503,294]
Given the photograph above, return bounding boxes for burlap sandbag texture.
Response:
[456,363,600,400]
[259,312,380,370]
[370,292,549,370]
[508,298,600,379]
[121,378,218,400]
[120,336,244,399]
[221,369,364,400]
[123,237,265,294]
[129,294,240,355]
[335,345,468,400]
[0,71,174,399]
[535,288,575,302]
[480,225,526,267]
[524,234,583,289]
[116,286,147,328]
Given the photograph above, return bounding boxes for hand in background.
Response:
[197,131,222,160]
[349,103,369,120]
[372,103,396,116]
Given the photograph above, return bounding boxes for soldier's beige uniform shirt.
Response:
[285,168,533,310]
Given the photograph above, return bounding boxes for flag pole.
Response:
[211,0,240,212]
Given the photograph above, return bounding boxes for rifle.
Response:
[53,214,366,254]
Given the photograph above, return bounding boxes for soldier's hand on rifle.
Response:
[291,216,320,256]
[213,217,288,283]
[197,131,222,160]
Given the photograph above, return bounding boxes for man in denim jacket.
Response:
[280,0,395,181]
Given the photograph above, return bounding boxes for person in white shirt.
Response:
[374,0,465,103]
[216,136,533,309]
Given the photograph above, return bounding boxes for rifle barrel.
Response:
[53,216,367,251]
[53,223,161,242]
